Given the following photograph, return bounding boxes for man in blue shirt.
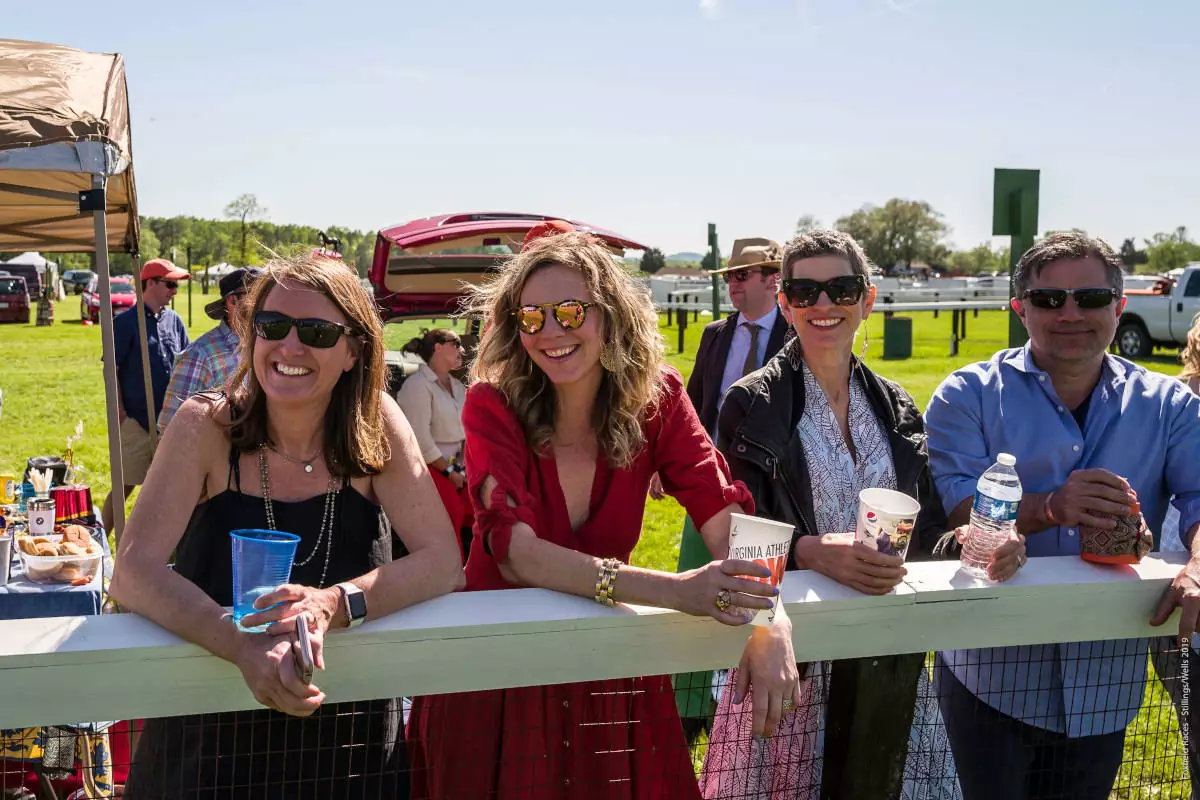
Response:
[101,258,190,535]
[925,232,1200,799]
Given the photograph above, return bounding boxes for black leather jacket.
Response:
[716,339,950,566]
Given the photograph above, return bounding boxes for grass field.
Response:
[0,297,1191,795]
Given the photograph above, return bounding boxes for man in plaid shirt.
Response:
[157,267,262,433]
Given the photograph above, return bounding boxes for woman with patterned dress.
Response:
[407,231,802,799]
[700,231,1027,800]
[110,253,464,798]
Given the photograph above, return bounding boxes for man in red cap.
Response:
[101,258,191,535]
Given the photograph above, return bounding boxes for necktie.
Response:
[741,322,762,378]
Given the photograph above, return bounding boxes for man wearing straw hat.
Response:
[157,267,262,434]
[665,237,791,740]
[101,258,190,534]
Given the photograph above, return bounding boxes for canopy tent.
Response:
[0,251,57,268]
[0,38,145,538]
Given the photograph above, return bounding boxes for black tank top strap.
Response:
[227,445,242,492]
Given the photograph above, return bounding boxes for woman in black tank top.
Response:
[110,254,464,799]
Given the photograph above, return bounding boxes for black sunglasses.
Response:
[1021,288,1120,310]
[439,337,464,349]
[253,311,357,348]
[158,279,179,291]
[721,268,768,284]
[780,275,867,308]
[513,300,596,335]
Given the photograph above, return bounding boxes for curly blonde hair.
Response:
[1181,312,1200,385]
[464,231,665,468]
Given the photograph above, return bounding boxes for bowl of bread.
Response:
[15,523,103,585]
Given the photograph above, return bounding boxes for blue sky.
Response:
[8,0,1199,255]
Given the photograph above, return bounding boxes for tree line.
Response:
[639,198,1197,278]
[2,194,377,277]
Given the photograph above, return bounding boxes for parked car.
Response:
[368,211,648,392]
[1116,263,1200,358]
[2,262,41,299]
[0,276,30,323]
[62,269,96,294]
[81,274,136,324]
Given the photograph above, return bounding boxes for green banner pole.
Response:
[993,168,1040,348]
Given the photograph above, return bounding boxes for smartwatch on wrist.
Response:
[336,582,367,628]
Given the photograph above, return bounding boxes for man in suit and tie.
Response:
[667,236,791,741]
[687,237,791,436]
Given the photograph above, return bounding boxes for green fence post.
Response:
[993,168,1040,348]
[709,223,720,320]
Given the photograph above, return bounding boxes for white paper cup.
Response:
[727,512,794,626]
[855,488,921,561]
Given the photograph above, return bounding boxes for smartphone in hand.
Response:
[293,613,314,685]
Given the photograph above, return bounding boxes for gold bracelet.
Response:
[594,558,621,606]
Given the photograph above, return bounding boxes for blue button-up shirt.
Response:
[926,344,1200,737]
[113,304,190,432]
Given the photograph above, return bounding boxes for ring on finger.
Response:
[715,588,733,612]
[781,697,795,712]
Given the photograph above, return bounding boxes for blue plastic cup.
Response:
[230,529,300,632]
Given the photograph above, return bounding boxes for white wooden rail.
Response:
[0,554,1187,729]
[660,300,1011,315]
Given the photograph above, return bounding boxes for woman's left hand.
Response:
[987,532,1027,582]
[734,618,802,738]
[238,584,344,669]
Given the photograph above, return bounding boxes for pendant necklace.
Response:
[267,441,320,474]
[258,444,338,588]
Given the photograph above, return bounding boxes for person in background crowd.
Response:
[407,231,797,799]
[396,328,471,560]
[685,237,791,441]
[111,253,463,799]
[158,267,263,434]
[926,232,1200,800]
[102,258,190,536]
[701,230,998,799]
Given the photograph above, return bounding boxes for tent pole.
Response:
[93,175,126,540]
[132,256,158,454]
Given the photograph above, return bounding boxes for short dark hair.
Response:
[1012,232,1124,298]
[781,230,876,284]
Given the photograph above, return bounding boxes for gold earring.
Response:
[600,344,619,373]
[859,330,870,361]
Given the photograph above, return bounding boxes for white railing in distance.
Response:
[0,554,1187,729]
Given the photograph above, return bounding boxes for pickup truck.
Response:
[1116,263,1200,358]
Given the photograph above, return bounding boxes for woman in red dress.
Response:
[408,231,802,799]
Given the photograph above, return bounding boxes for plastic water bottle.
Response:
[961,453,1022,578]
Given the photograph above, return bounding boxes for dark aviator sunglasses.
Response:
[1020,288,1120,310]
[780,275,867,308]
[253,311,358,348]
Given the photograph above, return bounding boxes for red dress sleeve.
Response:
[651,366,754,528]
[461,383,539,564]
